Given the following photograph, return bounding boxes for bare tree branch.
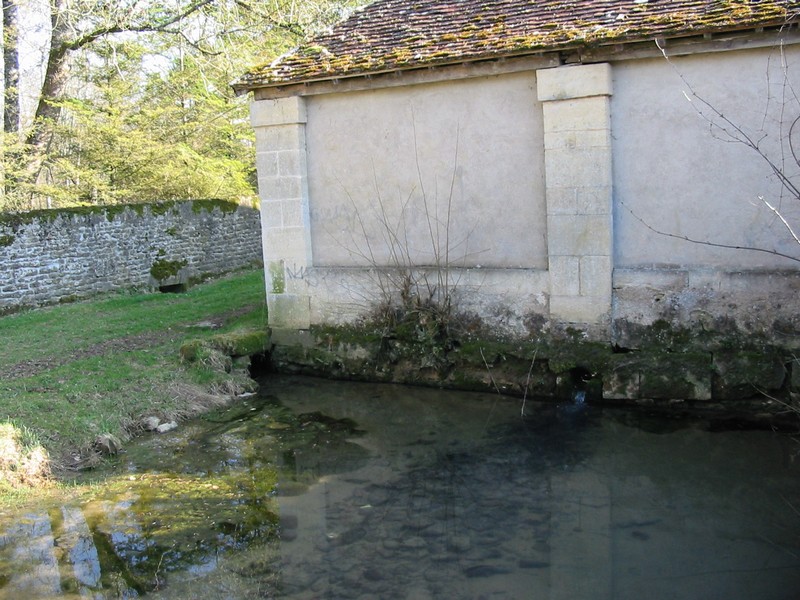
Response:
[620,199,800,263]
[642,38,800,263]
[761,196,800,247]
[657,39,800,202]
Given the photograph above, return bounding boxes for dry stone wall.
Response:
[0,201,262,312]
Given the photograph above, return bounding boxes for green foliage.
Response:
[0,133,33,211]
[1,0,366,211]
[46,78,255,205]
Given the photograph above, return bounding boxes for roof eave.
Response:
[233,20,799,96]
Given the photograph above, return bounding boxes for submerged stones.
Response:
[142,416,161,431]
[155,421,178,434]
[274,431,556,600]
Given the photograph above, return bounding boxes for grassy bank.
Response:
[0,269,267,489]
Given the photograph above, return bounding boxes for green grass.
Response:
[0,270,267,369]
[0,269,268,481]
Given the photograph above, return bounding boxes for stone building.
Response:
[234,0,800,403]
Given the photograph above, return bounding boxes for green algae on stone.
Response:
[268,261,285,294]
[190,199,241,215]
[150,258,188,282]
[180,330,270,363]
[712,348,787,400]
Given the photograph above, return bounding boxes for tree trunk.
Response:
[3,0,19,135]
[3,0,21,200]
[22,0,71,194]
[26,0,69,151]
[10,0,223,205]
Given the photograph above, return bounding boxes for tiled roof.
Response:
[236,0,797,90]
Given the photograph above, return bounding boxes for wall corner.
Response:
[251,96,313,331]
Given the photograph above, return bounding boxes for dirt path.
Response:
[0,306,257,380]
[0,330,181,380]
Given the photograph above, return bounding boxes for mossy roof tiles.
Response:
[235,0,797,90]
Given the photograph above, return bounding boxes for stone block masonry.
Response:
[0,201,262,312]
[251,97,313,330]
[537,63,613,326]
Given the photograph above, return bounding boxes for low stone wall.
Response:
[0,200,262,312]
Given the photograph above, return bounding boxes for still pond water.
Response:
[2,375,800,599]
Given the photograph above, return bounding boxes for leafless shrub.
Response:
[328,126,488,345]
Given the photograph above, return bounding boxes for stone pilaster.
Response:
[537,63,613,325]
[250,97,312,329]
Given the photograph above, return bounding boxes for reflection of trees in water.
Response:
[77,469,280,594]
[0,397,371,598]
[0,392,602,599]
[283,407,596,599]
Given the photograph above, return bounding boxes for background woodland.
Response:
[1,0,362,210]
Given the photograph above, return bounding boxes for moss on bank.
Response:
[180,331,270,363]
[0,199,246,232]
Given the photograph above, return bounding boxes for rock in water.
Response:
[142,416,161,431]
[156,421,178,434]
[94,433,122,456]
[463,565,513,578]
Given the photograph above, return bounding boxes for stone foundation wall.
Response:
[0,200,262,312]
[266,324,798,427]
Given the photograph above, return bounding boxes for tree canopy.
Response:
[1,0,363,210]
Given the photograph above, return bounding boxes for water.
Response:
[1,375,800,599]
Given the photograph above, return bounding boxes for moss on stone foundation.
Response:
[265,320,799,426]
[181,330,270,362]
[712,348,787,400]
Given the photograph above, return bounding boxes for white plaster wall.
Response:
[305,72,547,270]
[301,265,550,336]
[612,46,800,269]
